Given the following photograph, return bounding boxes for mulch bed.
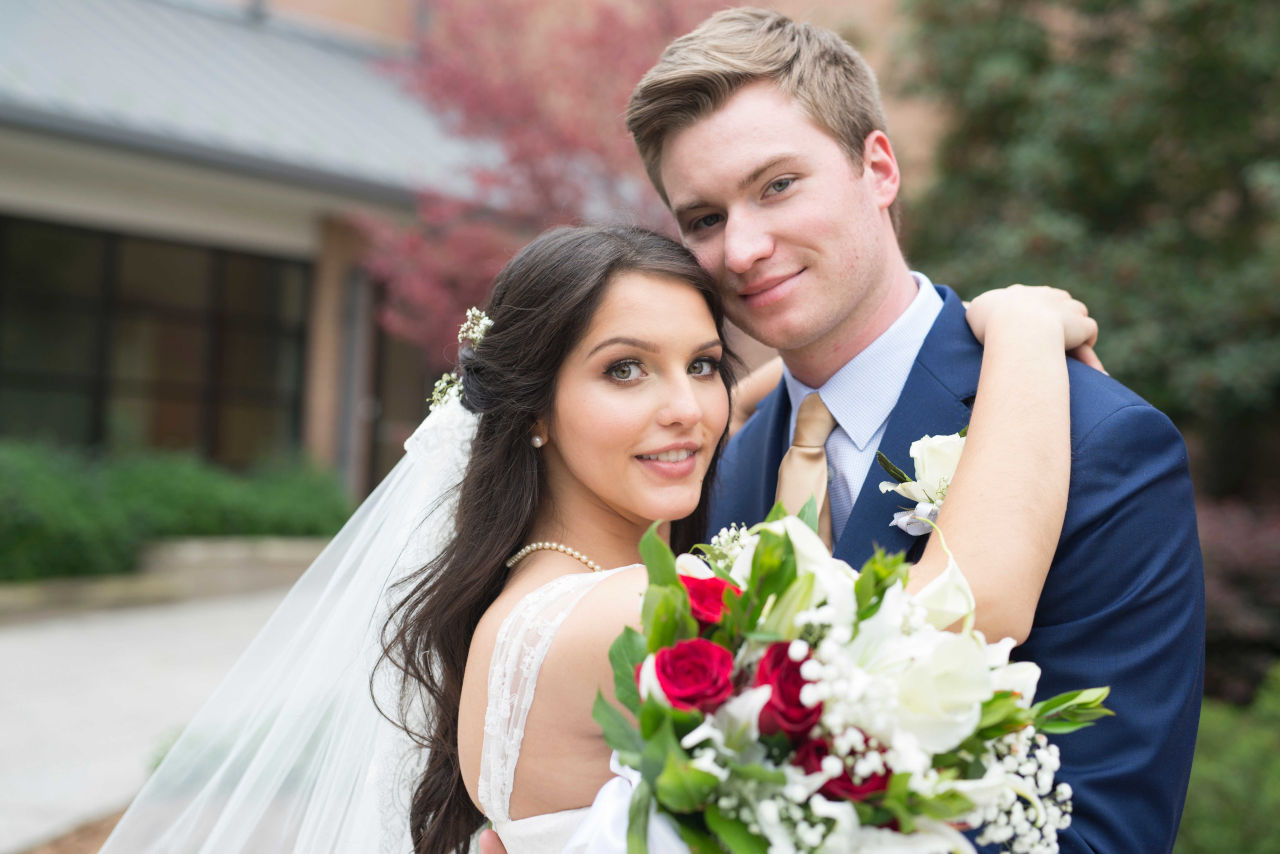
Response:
[21,811,122,854]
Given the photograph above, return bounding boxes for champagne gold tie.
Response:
[776,393,837,548]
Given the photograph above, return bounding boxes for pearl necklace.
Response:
[505,541,602,573]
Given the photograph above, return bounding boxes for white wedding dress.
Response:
[475,567,624,852]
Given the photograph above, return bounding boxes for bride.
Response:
[382,227,1091,853]
[98,225,1093,853]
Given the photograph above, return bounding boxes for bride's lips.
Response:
[739,269,804,310]
[635,443,700,478]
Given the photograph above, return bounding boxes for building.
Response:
[0,0,469,493]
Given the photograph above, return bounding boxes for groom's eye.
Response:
[687,212,723,233]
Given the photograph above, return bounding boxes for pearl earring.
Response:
[531,435,545,448]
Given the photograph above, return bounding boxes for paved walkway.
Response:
[0,591,288,854]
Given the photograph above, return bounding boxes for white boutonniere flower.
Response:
[877,432,966,535]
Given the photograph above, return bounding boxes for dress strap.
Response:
[476,569,624,822]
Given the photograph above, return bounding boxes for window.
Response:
[0,215,310,468]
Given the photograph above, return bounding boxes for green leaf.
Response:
[639,698,674,740]
[706,802,769,854]
[881,771,916,833]
[1031,685,1114,733]
[725,759,787,784]
[916,789,975,820]
[594,691,642,754]
[655,746,719,812]
[627,779,652,854]
[749,529,797,622]
[854,548,911,619]
[759,570,815,639]
[876,450,912,484]
[975,691,1033,738]
[641,586,698,651]
[640,522,679,587]
[609,628,648,715]
[797,495,819,533]
[763,500,788,523]
[673,815,720,853]
[1031,686,1112,721]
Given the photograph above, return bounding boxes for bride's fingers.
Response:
[1069,343,1108,374]
[1062,313,1099,352]
[478,829,508,854]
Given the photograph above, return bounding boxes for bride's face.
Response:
[540,271,729,530]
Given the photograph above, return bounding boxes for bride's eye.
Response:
[688,357,720,378]
[606,360,645,382]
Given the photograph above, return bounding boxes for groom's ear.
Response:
[863,130,901,211]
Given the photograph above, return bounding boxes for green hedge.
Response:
[1176,665,1280,853]
[0,441,352,582]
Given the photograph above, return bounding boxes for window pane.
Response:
[1,302,99,376]
[112,315,208,387]
[0,382,94,444]
[1,220,105,299]
[117,239,209,310]
[370,333,429,484]
[215,402,294,467]
[218,328,300,396]
[108,394,202,452]
[221,255,308,327]
[278,264,307,326]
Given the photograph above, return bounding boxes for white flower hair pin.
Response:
[877,428,966,535]
[430,306,492,410]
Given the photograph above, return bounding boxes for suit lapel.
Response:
[752,381,793,517]
[833,287,983,568]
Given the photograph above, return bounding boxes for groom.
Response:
[481,8,1203,854]
[625,8,1203,854]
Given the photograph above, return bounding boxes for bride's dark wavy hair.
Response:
[382,225,738,854]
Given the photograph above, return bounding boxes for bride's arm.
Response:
[907,285,1098,644]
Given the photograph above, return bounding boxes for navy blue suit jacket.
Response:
[708,286,1205,853]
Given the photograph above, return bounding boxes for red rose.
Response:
[644,638,735,713]
[680,575,741,626]
[754,642,823,741]
[792,737,889,802]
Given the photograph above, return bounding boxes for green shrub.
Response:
[100,453,351,539]
[0,442,138,580]
[0,441,352,582]
[1175,665,1280,853]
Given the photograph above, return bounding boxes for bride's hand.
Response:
[730,356,783,436]
[966,284,1106,373]
[478,829,507,854]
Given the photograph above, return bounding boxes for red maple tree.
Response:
[360,0,722,353]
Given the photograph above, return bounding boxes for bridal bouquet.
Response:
[592,505,1111,854]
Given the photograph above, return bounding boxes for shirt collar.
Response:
[783,272,944,450]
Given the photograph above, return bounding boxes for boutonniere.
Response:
[877,429,966,535]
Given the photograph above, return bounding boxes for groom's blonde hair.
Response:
[627,7,890,208]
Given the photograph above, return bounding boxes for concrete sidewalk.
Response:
[0,591,288,854]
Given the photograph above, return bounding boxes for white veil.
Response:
[99,397,478,853]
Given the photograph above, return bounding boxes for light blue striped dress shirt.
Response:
[781,273,944,538]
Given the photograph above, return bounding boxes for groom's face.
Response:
[658,82,900,362]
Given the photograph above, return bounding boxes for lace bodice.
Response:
[476,567,630,826]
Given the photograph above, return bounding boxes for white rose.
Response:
[908,433,966,502]
[675,553,715,579]
[895,633,991,753]
[991,660,1041,707]
[636,654,669,707]
[681,685,773,754]
[911,554,976,632]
